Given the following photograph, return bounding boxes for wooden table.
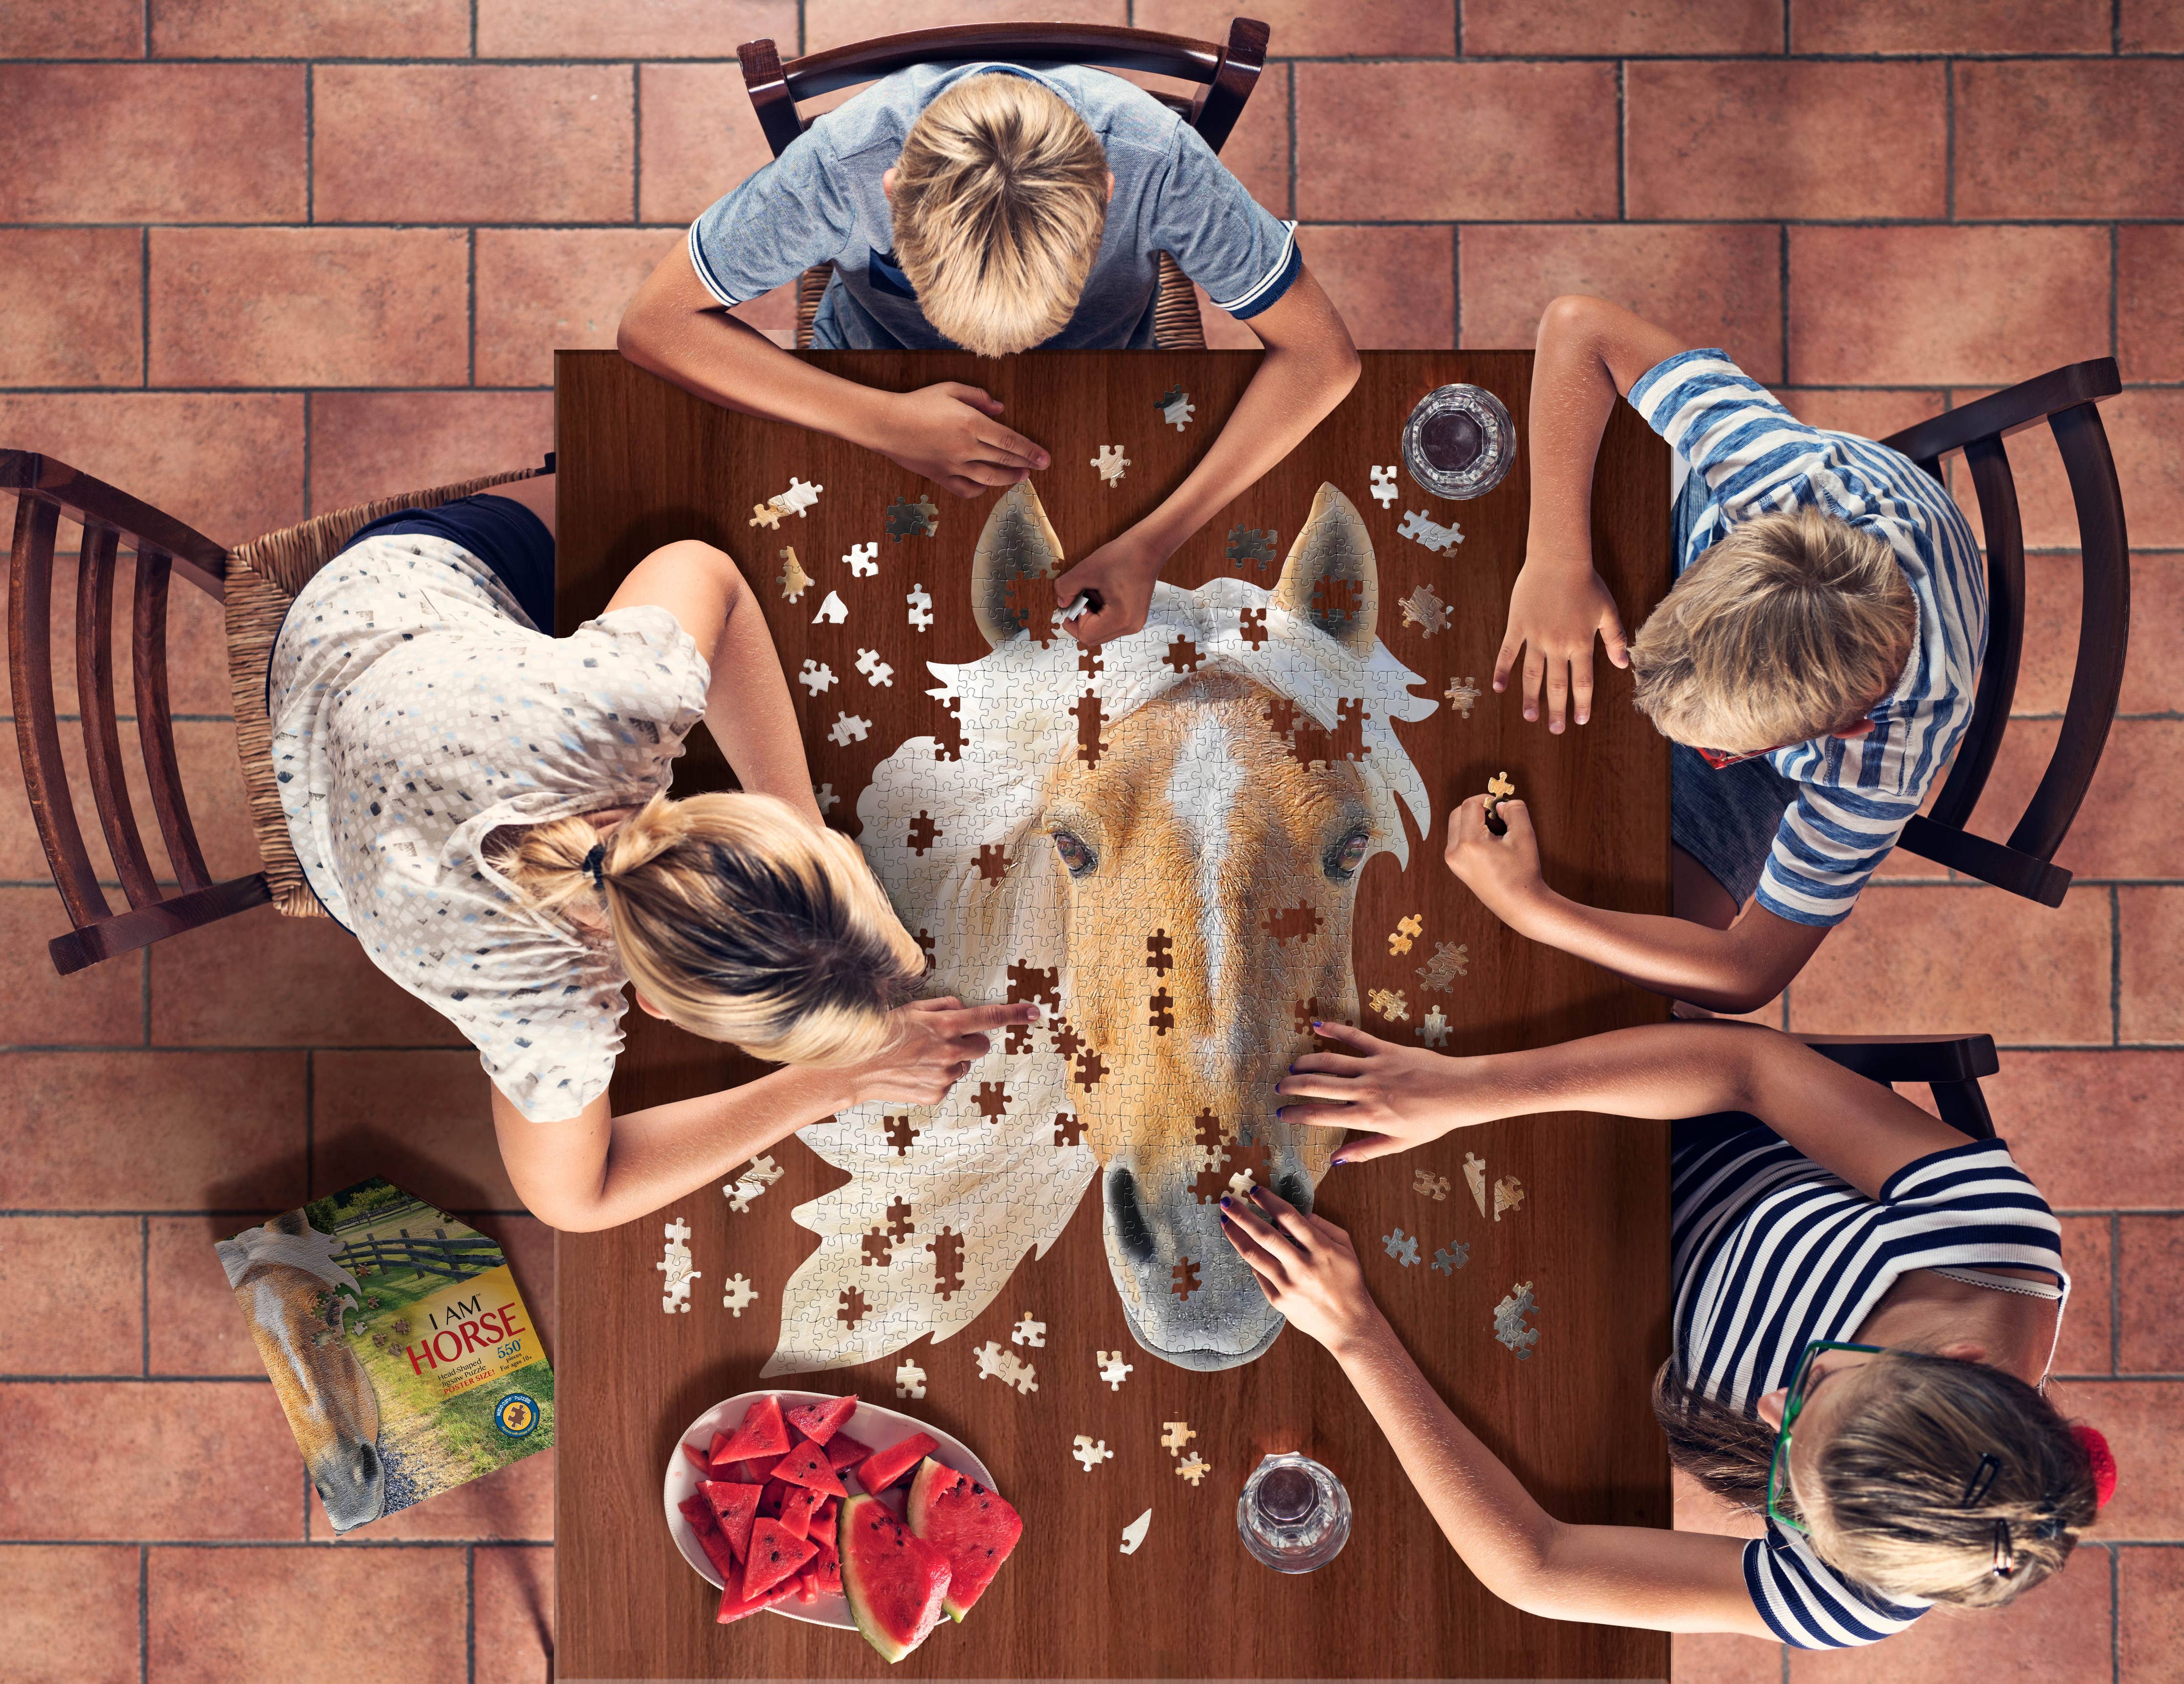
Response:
[553,349,1672,1681]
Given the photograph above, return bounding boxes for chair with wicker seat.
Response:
[4,448,550,974]
[735,17,1272,351]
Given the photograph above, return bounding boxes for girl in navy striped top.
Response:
[1223,1019,2109,1650]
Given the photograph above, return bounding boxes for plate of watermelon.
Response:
[664,1389,1024,1662]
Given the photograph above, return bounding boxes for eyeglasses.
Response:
[1694,740,1800,770]
[1765,1339,1887,1535]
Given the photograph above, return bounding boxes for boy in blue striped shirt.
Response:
[1448,295,1984,1010]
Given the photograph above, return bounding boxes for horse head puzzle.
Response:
[216,1179,552,1532]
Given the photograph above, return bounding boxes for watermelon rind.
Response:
[716,1577,799,1624]
[904,1457,1023,1622]
[838,1493,952,1663]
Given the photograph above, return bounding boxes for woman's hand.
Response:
[1276,1021,1492,1162]
[876,384,1050,500]
[832,997,1035,1108]
[1444,796,1552,929]
[1494,554,1629,732]
[1218,1186,1384,1354]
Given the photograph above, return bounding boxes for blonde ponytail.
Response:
[495,792,923,1067]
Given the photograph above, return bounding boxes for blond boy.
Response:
[619,66,1358,642]
[1449,296,1984,1010]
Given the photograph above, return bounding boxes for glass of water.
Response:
[1237,1452,1352,1572]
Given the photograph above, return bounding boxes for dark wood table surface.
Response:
[553,349,1672,1681]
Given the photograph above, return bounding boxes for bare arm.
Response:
[1500,294,1693,732]
[616,249,1049,499]
[1055,268,1362,644]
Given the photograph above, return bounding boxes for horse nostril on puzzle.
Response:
[1106,1167,1157,1264]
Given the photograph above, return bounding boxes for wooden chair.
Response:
[1879,359,2130,906]
[1800,1033,1998,1140]
[735,18,1272,351]
[5,449,546,975]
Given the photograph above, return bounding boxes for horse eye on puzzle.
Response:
[1323,825,1373,881]
[1050,828,1098,878]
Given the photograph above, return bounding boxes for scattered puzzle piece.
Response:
[885,496,939,540]
[856,647,894,687]
[1494,1281,1540,1359]
[772,477,822,517]
[895,1359,927,1400]
[842,541,879,578]
[1486,770,1515,807]
[1161,1421,1197,1457]
[827,712,871,746]
[1382,1227,1421,1267]
[721,1273,758,1316]
[1397,509,1463,553]
[777,547,811,601]
[1416,941,1469,993]
[657,1217,699,1313]
[798,658,836,695]
[1156,385,1196,431]
[1495,1175,1526,1222]
[1072,1435,1114,1473]
[1120,1508,1153,1554]
[1227,1164,1259,1200]
[1417,1004,1452,1048]
[1175,1453,1212,1487]
[1368,987,1409,1023]
[1445,674,1480,717]
[1464,1152,1488,1217]
[974,1339,1040,1395]
[1432,1242,1470,1276]
[1368,464,1399,508]
[1388,912,1423,956]
[906,582,934,631]
[1096,1349,1134,1391]
[812,589,847,625]
[814,782,839,813]
[1400,583,1453,636]
[724,1157,779,1211]
[1012,1312,1046,1347]
[747,501,783,529]
[1092,445,1130,485]
[1413,1168,1450,1202]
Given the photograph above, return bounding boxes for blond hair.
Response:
[493,792,923,1067]
[1654,1353,2098,1608]
[1630,506,1915,751]
[889,73,1109,357]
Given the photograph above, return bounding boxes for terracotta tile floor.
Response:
[3,4,2180,1680]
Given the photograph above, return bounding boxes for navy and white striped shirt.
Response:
[1630,353,1986,926]
[1672,1120,2069,1648]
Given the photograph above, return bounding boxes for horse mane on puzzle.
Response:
[760,574,1438,1377]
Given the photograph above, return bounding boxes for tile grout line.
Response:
[1944,58,1956,223]
[2110,222,2121,359]
[1449,222,1461,348]
[466,228,477,387]
[2111,882,2122,1045]
[630,59,643,226]
[2111,1210,2123,1375]
[2110,1538,2120,1684]
[1615,59,1626,222]
[140,1215,150,1378]
[138,226,149,389]
[1285,61,1298,224]
[1777,223,1790,385]
[139,1543,148,1684]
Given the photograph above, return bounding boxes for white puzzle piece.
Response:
[1092,445,1131,485]
[1397,509,1462,554]
[856,647,895,687]
[843,542,879,578]
[1368,465,1399,508]
[1120,1508,1153,1553]
[798,659,836,695]
[1072,1435,1114,1472]
[658,1218,699,1312]
[895,1359,927,1400]
[813,589,848,625]
[722,1273,758,1316]
[905,582,934,632]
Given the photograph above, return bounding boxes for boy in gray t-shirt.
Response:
[619,63,1361,644]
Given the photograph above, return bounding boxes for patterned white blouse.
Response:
[268,532,711,1121]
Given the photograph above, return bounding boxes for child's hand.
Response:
[877,384,1050,499]
[1276,1022,1479,1160]
[834,997,1036,1108]
[1494,558,1629,732]
[1053,532,1163,644]
[1444,796,1549,923]
[1218,1186,1383,1354]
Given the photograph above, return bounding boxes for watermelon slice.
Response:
[679,1496,741,1585]
[777,1485,818,1541]
[714,1395,791,1464]
[839,1493,951,1663]
[698,1480,763,1562]
[773,1437,849,1498]
[682,1440,714,1474]
[785,1394,858,1445]
[824,1431,873,1472]
[716,1577,800,1624]
[718,1453,782,1485]
[856,1431,937,1495]
[905,1457,1023,1621]
[793,1568,819,1604]
[741,1516,818,1603]
[809,1539,843,1595]
[808,1504,837,1550]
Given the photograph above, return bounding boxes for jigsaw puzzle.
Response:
[1092,445,1131,485]
[1156,385,1196,431]
[1120,1508,1153,1553]
[843,541,880,578]
[1416,941,1468,992]
[1495,1175,1526,1222]
[1368,464,1398,508]
[722,1273,759,1316]
[1445,674,1480,717]
[777,547,811,601]
[755,482,1442,1380]
[1464,1152,1488,1217]
[1225,526,1277,571]
[1397,510,1462,554]
[1399,583,1453,637]
[1388,913,1423,956]
[1368,987,1408,1023]
[856,647,894,688]
[905,582,934,632]
[1072,1435,1114,1472]
[1383,1228,1421,1267]
[1431,1242,1470,1276]
[798,659,836,695]
[1161,1421,1197,1456]
[885,496,939,540]
[1175,1453,1212,1487]
[1413,1169,1450,1202]
[813,589,847,625]
[827,712,871,746]
[1417,1004,1451,1047]
[658,1218,699,1313]
[895,1359,927,1400]
[1096,1349,1134,1390]
[815,782,839,814]
[1493,1282,1540,1359]
[973,1339,1038,1394]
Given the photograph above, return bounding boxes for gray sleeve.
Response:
[687,126,858,308]
[1148,123,1300,321]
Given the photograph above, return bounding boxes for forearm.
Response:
[1454,1021,1768,1126]
[705,567,823,825]
[1512,889,1790,1012]
[1524,298,1622,568]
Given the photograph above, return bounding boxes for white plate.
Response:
[663,1388,995,1630]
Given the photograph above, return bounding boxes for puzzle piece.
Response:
[1388,912,1423,956]
[721,1273,758,1316]
[1397,509,1463,554]
[1368,987,1408,1023]
[895,1359,927,1400]
[1156,385,1196,431]
[1464,1152,1489,1217]
[797,658,836,695]
[974,1339,1040,1394]
[1417,1004,1452,1048]
[1487,770,1515,806]
[1225,526,1277,571]
[1495,1175,1526,1222]
[777,547,811,601]
[1413,1168,1450,1202]
[1494,1282,1540,1359]
[1416,941,1468,993]
[1012,1312,1046,1348]
[1226,1165,1257,1199]
[1096,1349,1134,1391]
[1092,445,1130,485]
[814,782,839,813]
[827,712,872,746]
[1382,1227,1421,1267]
[1072,1435,1114,1473]
[905,582,934,632]
[1369,464,1399,508]
[856,647,894,687]
[771,477,822,518]
[747,501,783,529]
[1432,1242,1470,1276]
[724,1172,772,1213]
[1399,583,1453,637]
[885,496,939,540]
[1175,1453,1212,1487]
[1160,1420,1197,1457]
[658,1218,699,1312]
[1120,1508,1153,1554]
[812,589,847,625]
[1445,674,1480,717]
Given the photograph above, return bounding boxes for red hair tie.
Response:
[2071,1424,2117,1508]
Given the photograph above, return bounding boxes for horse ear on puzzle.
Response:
[970,480,1067,649]
[1270,483,1378,657]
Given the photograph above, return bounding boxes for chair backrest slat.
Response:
[8,492,112,927]
[132,547,212,892]
[73,523,162,908]
[3,449,226,597]
[1924,436,2026,831]
[773,21,1228,103]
